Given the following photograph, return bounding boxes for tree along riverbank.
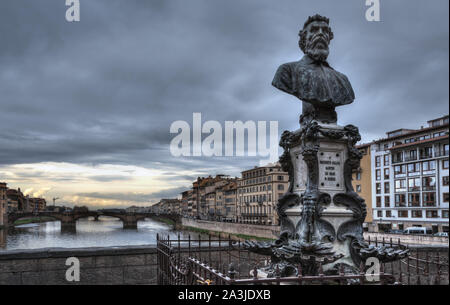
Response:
[13,216,57,226]
[181,225,275,242]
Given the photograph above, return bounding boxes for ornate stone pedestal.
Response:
[244,120,408,278]
[281,121,365,273]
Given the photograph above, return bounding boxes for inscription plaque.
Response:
[319,150,343,188]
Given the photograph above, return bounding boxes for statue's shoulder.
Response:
[275,61,301,73]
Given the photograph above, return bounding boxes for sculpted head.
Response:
[299,14,334,62]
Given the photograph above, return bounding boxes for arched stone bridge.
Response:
[7,211,180,230]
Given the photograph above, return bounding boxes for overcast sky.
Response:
[0,0,448,209]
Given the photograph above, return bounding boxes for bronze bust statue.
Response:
[272,14,355,125]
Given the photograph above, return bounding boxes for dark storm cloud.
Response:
[0,0,448,179]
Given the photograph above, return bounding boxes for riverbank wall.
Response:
[180,218,449,246]
[363,232,449,246]
[181,218,279,240]
[0,246,157,285]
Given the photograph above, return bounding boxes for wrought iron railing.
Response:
[434,150,449,157]
[157,234,447,285]
[366,236,448,285]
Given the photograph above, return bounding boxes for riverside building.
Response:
[0,183,7,227]
[352,144,373,231]
[237,163,288,225]
[370,115,449,233]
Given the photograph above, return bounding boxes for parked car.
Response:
[387,229,404,234]
[433,232,449,237]
[404,227,432,235]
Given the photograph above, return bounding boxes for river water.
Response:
[0,217,196,251]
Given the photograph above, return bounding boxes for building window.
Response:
[377,211,382,217]
[422,160,436,172]
[406,149,417,161]
[394,165,406,176]
[423,192,436,207]
[384,182,390,193]
[385,210,392,217]
[384,196,390,207]
[376,183,381,194]
[443,159,449,170]
[394,180,406,192]
[376,196,382,207]
[384,168,390,179]
[375,156,381,167]
[277,184,284,191]
[356,185,361,192]
[356,172,361,181]
[408,193,421,207]
[398,210,408,218]
[411,210,423,218]
[384,155,390,166]
[395,194,406,207]
[420,146,433,159]
[444,193,449,203]
[443,210,449,218]
[408,162,420,174]
[422,177,436,191]
[277,176,284,181]
[408,178,421,192]
[393,152,403,163]
[443,176,449,186]
[376,169,381,181]
[426,210,438,218]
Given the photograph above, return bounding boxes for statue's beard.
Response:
[305,36,329,62]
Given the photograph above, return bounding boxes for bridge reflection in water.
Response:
[0,215,191,251]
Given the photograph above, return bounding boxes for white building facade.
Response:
[370,116,449,233]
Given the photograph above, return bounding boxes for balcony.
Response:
[392,158,403,164]
[404,155,417,162]
[408,202,421,207]
[241,213,268,217]
[435,150,449,157]
[423,202,436,207]
[408,187,421,192]
[419,153,433,160]
[422,186,436,191]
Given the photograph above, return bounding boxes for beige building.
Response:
[157,199,182,214]
[180,190,193,216]
[6,188,26,212]
[222,181,238,221]
[237,163,289,225]
[28,197,47,212]
[352,143,374,231]
[192,175,233,220]
[0,182,7,228]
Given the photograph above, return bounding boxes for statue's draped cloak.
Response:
[272,55,355,107]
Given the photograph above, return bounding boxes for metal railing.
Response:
[156,234,449,285]
[434,150,449,157]
[366,236,449,285]
[404,156,417,162]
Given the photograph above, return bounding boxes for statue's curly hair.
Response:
[298,14,334,53]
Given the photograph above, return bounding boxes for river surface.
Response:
[0,217,200,251]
